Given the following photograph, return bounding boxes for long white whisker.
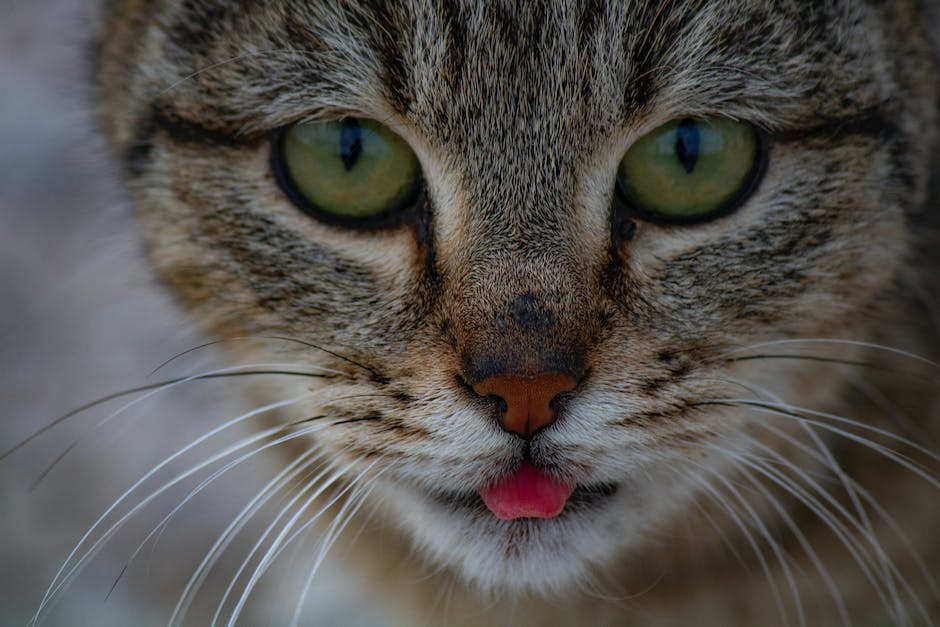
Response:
[117,432,331,626]
[289,468,385,627]
[716,338,939,369]
[114,440,318,604]
[679,465,791,626]
[270,467,383,571]
[169,447,324,627]
[223,459,376,627]
[706,441,920,626]
[715,441,853,626]
[53,420,334,623]
[710,399,940,479]
[32,394,315,624]
[689,459,804,627]
[715,380,899,613]
[36,362,324,483]
[151,337,356,379]
[703,380,937,602]
[752,421,940,611]
[683,484,752,570]
[788,422,899,618]
[209,459,343,627]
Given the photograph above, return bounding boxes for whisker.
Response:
[2,364,335,465]
[263,336,388,382]
[684,486,752,570]
[169,448,324,627]
[689,459,804,627]
[29,363,340,487]
[146,392,388,588]
[708,443,896,616]
[752,421,940,608]
[149,335,379,380]
[709,439,851,626]
[194,406,384,622]
[715,339,940,370]
[689,368,931,618]
[697,399,940,476]
[110,441,326,605]
[222,459,376,627]
[678,465,792,627]
[710,376,891,590]
[31,395,319,624]
[705,440,924,626]
[55,419,340,625]
[208,460,344,627]
[709,394,939,611]
[289,468,386,627]
[721,354,932,380]
[275,466,385,570]
[789,422,890,595]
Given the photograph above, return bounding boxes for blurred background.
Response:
[0,2,378,625]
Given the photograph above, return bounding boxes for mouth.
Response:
[478,461,577,519]
[429,464,619,521]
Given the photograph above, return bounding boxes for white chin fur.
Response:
[380,480,656,597]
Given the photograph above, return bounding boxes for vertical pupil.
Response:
[339,119,363,171]
[675,118,700,174]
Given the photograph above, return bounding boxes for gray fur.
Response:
[94,1,940,625]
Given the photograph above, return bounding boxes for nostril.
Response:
[458,374,509,416]
[548,390,573,412]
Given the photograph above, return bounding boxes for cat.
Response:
[35,0,940,625]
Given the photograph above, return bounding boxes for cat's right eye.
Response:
[273,118,421,227]
[616,116,764,224]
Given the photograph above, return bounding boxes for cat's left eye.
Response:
[273,117,421,227]
[616,117,764,224]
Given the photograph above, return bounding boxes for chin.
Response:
[380,474,657,596]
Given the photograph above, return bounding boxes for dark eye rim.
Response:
[269,124,425,231]
[614,120,770,226]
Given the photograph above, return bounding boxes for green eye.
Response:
[617,117,763,223]
[276,118,421,225]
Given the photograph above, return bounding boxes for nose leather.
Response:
[472,373,578,437]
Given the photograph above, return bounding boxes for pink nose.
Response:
[472,373,578,437]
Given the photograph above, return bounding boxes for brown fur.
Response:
[92,1,940,625]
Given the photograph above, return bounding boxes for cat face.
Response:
[98,0,936,597]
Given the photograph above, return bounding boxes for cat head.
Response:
[98,1,936,595]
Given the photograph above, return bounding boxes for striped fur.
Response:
[96,2,940,625]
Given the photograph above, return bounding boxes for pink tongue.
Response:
[478,462,575,520]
